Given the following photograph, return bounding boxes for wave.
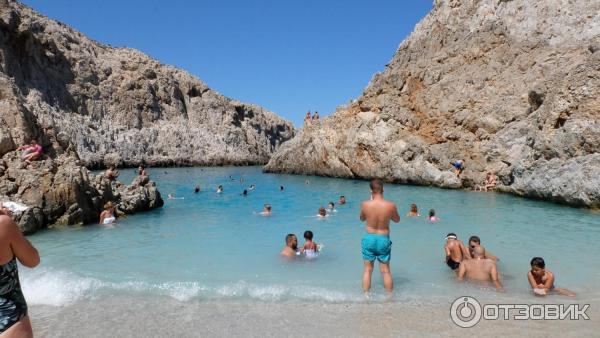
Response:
[20,269,384,306]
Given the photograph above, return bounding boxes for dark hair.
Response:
[304,230,313,240]
[447,232,457,238]
[265,204,272,211]
[370,179,383,193]
[429,209,435,217]
[340,195,345,199]
[530,257,545,269]
[410,203,418,212]
[242,190,248,195]
[328,201,334,206]
[468,236,480,244]
[285,234,296,244]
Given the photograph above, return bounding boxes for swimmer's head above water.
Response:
[328,202,334,210]
[285,233,298,250]
[318,207,327,217]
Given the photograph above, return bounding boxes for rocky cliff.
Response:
[0,0,294,167]
[265,0,600,208]
[0,153,163,234]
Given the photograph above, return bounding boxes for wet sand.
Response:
[30,296,599,337]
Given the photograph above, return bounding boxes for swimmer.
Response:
[300,230,319,259]
[241,189,248,196]
[339,195,346,205]
[279,185,284,191]
[260,204,272,216]
[458,246,503,291]
[99,201,116,225]
[407,203,420,217]
[427,209,440,222]
[528,257,576,297]
[248,184,256,190]
[327,202,336,212]
[444,233,470,272]
[216,185,223,193]
[194,185,200,193]
[280,234,298,258]
[305,180,310,185]
[468,236,498,262]
[317,207,327,218]
[167,194,184,200]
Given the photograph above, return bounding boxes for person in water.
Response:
[279,185,284,191]
[339,195,346,205]
[360,179,400,294]
[248,184,256,190]
[407,203,420,217]
[104,165,120,181]
[317,207,327,218]
[241,189,248,196]
[427,209,440,222]
[450,159,465,177]
[138,165,148,177]
[0,204,40,337]
[216,185,223,193]
[260,204,272,216]
[300,230,319,259]
[468,236,498,262]
[194,185,200,193]
[528,257,576,297]
[99,202,117,225]
[458,246,503,291]
[444,233,470,272]
[327,202,335,212]
[280,234,298,258]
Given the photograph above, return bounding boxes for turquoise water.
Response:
[21,167,600,305]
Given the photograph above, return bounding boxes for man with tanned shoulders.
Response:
[280,234,298,258]
[458,246,503,291]
[444,233,470,272]
[359,179,400,294]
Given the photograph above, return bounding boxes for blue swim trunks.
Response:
[361,234,392,263]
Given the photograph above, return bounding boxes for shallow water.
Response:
[21,166,600,307]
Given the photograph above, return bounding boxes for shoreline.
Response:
[30,296,599,337]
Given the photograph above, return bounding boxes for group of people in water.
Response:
[353,179,576,297]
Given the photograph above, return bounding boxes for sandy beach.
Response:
[30,296,599,338]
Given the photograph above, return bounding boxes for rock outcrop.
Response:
[266,0,600,208]
[0,0,294,168]
[0,153,163,234]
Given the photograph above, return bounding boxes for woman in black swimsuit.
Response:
[0,205,40,337]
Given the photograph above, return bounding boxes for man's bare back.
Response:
[458,246,502,290]
[360,199,400,235]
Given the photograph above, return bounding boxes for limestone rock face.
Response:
[0,0,294,167]
[266,0,600,208]
[0,153,163,234]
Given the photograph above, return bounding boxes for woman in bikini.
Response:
[0,205,40,337]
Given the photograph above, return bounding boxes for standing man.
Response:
[359,179,400,294]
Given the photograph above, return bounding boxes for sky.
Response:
[21,0,432,127]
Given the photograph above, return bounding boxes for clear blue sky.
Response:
[22,0,432,127]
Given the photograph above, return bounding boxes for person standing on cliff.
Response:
[304,111,311,122]
[359,179,400,295]
[313,111,320,120]
[450,159,465,177]
[0,204,40,337]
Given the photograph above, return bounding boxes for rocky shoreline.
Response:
[0,152,163,234]
[265,0,600,208]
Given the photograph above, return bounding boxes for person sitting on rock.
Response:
[104,165,120,181]
[450,159,465,177]
[18,140,43,163]
[138,165,148,177]
[484,171,497,191]
[99,201,117,226]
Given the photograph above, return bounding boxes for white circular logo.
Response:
[450,296,482,328]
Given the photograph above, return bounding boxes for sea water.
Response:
[21,166,600,307]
